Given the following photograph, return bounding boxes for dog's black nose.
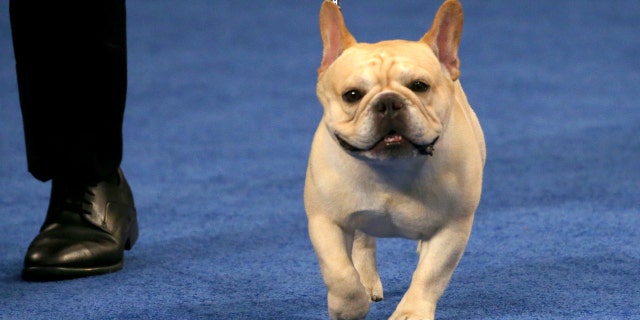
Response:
[374,93,404,117]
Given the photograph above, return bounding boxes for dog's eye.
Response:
[408,81,430,93]
[342,89,364,104]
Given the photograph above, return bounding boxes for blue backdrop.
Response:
[1,1,639,319]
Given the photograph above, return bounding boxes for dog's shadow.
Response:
[432,254,640,319]
[130,230,639,319]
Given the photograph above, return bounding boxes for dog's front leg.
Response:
[308,215,370,320]
[390,217,473,320]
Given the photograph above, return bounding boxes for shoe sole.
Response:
[22,260,125,281]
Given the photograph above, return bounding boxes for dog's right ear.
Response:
[319,1,357,74]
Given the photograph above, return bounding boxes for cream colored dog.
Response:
[304,1,485,319]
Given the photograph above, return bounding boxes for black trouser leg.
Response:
[10,1,128,183]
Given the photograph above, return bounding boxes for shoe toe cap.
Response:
[25,228,122,269]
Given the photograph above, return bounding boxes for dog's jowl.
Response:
[304,1,485,319]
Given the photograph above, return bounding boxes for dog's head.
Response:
[316,0,464,161]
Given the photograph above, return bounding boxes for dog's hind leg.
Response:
[352,230,384,302]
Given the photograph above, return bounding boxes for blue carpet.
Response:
[1,1,639,319]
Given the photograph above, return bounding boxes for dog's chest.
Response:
[344,187,443,239]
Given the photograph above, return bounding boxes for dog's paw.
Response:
[365,277,384,302]
[388,311,434,320]
[358,267,383,302]
[328,289,370,320]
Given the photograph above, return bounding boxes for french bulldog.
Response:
[304,1,485,319]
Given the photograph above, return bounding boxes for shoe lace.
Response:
[55,183,97,216]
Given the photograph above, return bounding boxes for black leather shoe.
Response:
[22,168,139,281]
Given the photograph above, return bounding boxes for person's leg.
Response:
[10,0,139,281]
[11,1,127,182]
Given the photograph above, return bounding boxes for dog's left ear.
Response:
[421,0,464,81]
[318,1,357,74]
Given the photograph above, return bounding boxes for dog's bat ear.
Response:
[421,0,464,81]
[319,0,357,74]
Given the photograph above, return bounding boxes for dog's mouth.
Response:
[336,131,440,157]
